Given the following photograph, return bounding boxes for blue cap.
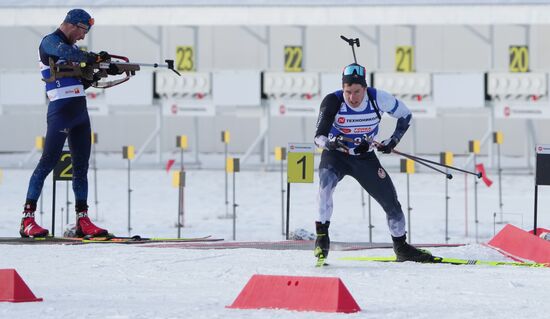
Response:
[64,9,94,32]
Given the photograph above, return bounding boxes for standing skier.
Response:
[313,62,435,263]
[20,9,114,237]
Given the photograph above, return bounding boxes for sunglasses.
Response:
[76,22,90,33]
[343,65,365,77]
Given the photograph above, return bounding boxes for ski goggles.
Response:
[342,64,365,77]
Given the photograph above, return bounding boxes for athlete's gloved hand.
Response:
[91,51,111,63]
[326,139,347,152]
[377,136,399,154]
[352,139,372,155]
[314,135,347,152]
[106,64,122,75]
[90,72,103,84]
[326,136,349,153]
[82,71,103,89]
[98,51,111,62]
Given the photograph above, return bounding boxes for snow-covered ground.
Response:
[1,153,549,318]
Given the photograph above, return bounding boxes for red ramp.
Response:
[488,224,550,264]
[0,269,43,302]
[228,274,361,313]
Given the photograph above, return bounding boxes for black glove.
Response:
[93,72,102,82]
[98,51,111,62]
[377,136,399,154]
[82,72,102,89]
[90,51,111,63]
[107,64,121,75]
[326,136,348,152]
[353,139,372,155]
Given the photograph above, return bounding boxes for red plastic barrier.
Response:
[0,269,43,302]
[227,274,361,313]
[488,224,550,264]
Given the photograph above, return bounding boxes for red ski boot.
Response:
[20,209,49,238]
[76,211,108,237]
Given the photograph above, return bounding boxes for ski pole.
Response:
[390,148,482,178]
[369,138,452,178]
[337,135,452,179]
[362,138,480,178]
[398,150,453,179]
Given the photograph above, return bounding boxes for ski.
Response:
[76,234,222,243]
[0,236,83,245]
[340,256,549,268]
[0,235,222,245]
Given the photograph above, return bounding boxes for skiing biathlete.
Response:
[313,62,435,263]
[20,9,120,238]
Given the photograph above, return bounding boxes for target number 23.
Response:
[176,46,195,72]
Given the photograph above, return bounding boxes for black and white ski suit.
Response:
[314,87,412,238]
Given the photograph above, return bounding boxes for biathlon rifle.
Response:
[43,54,181,89]
[340,35,383,120]
[340,35,360,63]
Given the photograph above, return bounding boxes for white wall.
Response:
[1,24,549,155]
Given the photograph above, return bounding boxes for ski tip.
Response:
[429,256,443,263]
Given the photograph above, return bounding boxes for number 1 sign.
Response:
[284,143,315,239]
[287,143,315,184]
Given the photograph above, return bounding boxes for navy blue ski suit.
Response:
[26,29,98,203]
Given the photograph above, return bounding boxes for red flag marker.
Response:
[475,163,493,187]
[165,159,175,173]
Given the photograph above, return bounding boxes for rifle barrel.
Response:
[113,61,180,75]
[112,62,161,67]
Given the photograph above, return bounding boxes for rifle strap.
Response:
[366,87,382,121]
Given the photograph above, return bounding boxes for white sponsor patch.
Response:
[47,84,86,101]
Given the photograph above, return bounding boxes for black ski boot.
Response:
[314,221,330,260]
[392,234,435,262]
